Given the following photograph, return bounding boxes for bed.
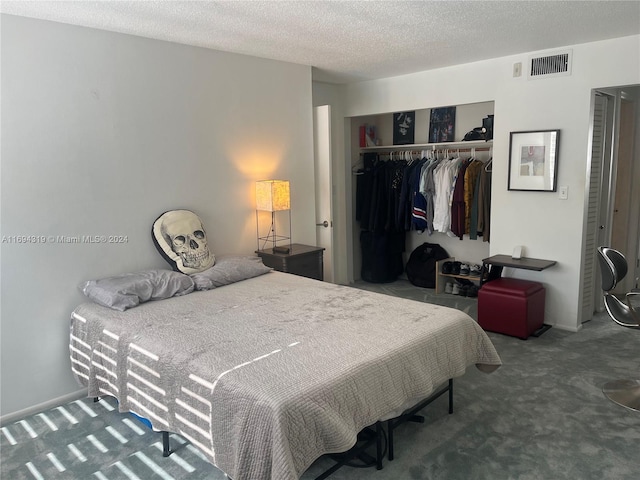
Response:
[70,270,501,480]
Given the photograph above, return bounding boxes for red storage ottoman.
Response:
[478,278,545,339]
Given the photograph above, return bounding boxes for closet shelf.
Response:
[361,140,492,151]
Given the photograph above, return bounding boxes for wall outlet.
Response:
[559,186,569,200]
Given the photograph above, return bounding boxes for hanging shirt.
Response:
[450,159,470,240]
[432,157,461,234]
[464,160,484,234]
[477,165,492,242]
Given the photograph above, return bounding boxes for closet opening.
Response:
[347,101,495,290]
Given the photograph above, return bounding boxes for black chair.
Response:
[596,246,640,411]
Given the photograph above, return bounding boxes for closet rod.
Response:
[360,147,492,156]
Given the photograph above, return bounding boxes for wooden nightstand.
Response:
[256,243,325,281]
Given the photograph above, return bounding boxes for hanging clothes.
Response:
[396,159,422,231]
[420,156,440,235]
[356,152,407,283]
[355,148,492,284]
[432,156,461,235]
[464,159,485,234]
[355,152,377,230]
[477,164,492,242]
[410,157,429,232]
[450,158,470,240]
[469,165,483,240]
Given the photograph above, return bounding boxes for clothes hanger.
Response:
[484,146,493,171]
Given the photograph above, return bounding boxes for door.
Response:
[582,91,614,320]
[583,87,640,321]
[313,105,334,283]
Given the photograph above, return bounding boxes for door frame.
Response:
[313,105,335,283]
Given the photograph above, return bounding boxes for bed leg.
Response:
[448,379,454,414]
[387,419,395,461]
[162,431,172,457]
[375,421,383,470]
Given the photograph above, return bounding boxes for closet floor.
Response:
[350,278,478,321]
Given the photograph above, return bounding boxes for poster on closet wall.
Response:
[429,106,456,143]
[393,111,415,145]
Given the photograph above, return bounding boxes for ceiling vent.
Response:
[528,50,572,79]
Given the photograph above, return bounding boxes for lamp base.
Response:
[273,245,291,254]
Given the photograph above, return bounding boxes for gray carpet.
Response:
[2,279,639,479]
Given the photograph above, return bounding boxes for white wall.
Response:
[337,35,640,332]
[0,15,315,421]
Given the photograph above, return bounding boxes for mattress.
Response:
[70,271,501,480]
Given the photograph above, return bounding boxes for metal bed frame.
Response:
[94,378,453,479]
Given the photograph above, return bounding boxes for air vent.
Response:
[528,50,572,79]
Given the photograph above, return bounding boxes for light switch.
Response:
[513,62,522,77]
[559,186,568,200]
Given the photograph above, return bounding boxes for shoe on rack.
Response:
[442,261,453,274]
[459,264,470,276]
[460,285,469,297]
[445,282,453,294]
[467,285,479,298]
[469,264,482,276]
[452,284,460,295]
[452,261,462,275]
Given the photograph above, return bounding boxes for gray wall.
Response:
[1,14,316,420]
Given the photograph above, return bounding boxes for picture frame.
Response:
[428,106,456,143]
[508,130,560,192]
[393,111,415,145]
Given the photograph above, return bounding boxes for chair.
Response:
[596,246,640,411]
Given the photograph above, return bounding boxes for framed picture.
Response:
[393,111,415,145]
[508,130,560,192]
[428,106,456,143]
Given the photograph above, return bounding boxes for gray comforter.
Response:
[70,271,501,480]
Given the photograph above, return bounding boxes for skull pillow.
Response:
[152,209,216,274]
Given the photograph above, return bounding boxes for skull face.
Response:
[160,210,214,272]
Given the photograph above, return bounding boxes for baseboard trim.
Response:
[552,322,582,333]
[1,388,88,427]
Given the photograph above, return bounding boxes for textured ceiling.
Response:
[2,1,639,83]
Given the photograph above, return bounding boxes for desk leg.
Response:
[482,264,503,285]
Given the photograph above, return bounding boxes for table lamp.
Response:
[256,180,291,253]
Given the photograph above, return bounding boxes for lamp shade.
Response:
[255,180,290,212]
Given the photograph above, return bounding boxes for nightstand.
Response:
[256,243,325,281]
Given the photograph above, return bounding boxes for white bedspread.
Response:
[70,271,501,480]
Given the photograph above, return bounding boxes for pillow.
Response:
[81,270,195,311]
[152,209,216,274]
[190,255,272,291]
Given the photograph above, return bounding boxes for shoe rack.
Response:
[435,257,485,296]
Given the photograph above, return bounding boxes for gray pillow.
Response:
[190,255,272,291]
[81,269,195,311]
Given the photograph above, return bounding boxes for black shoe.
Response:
[452,261,461,275]
[442,261,453,274]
